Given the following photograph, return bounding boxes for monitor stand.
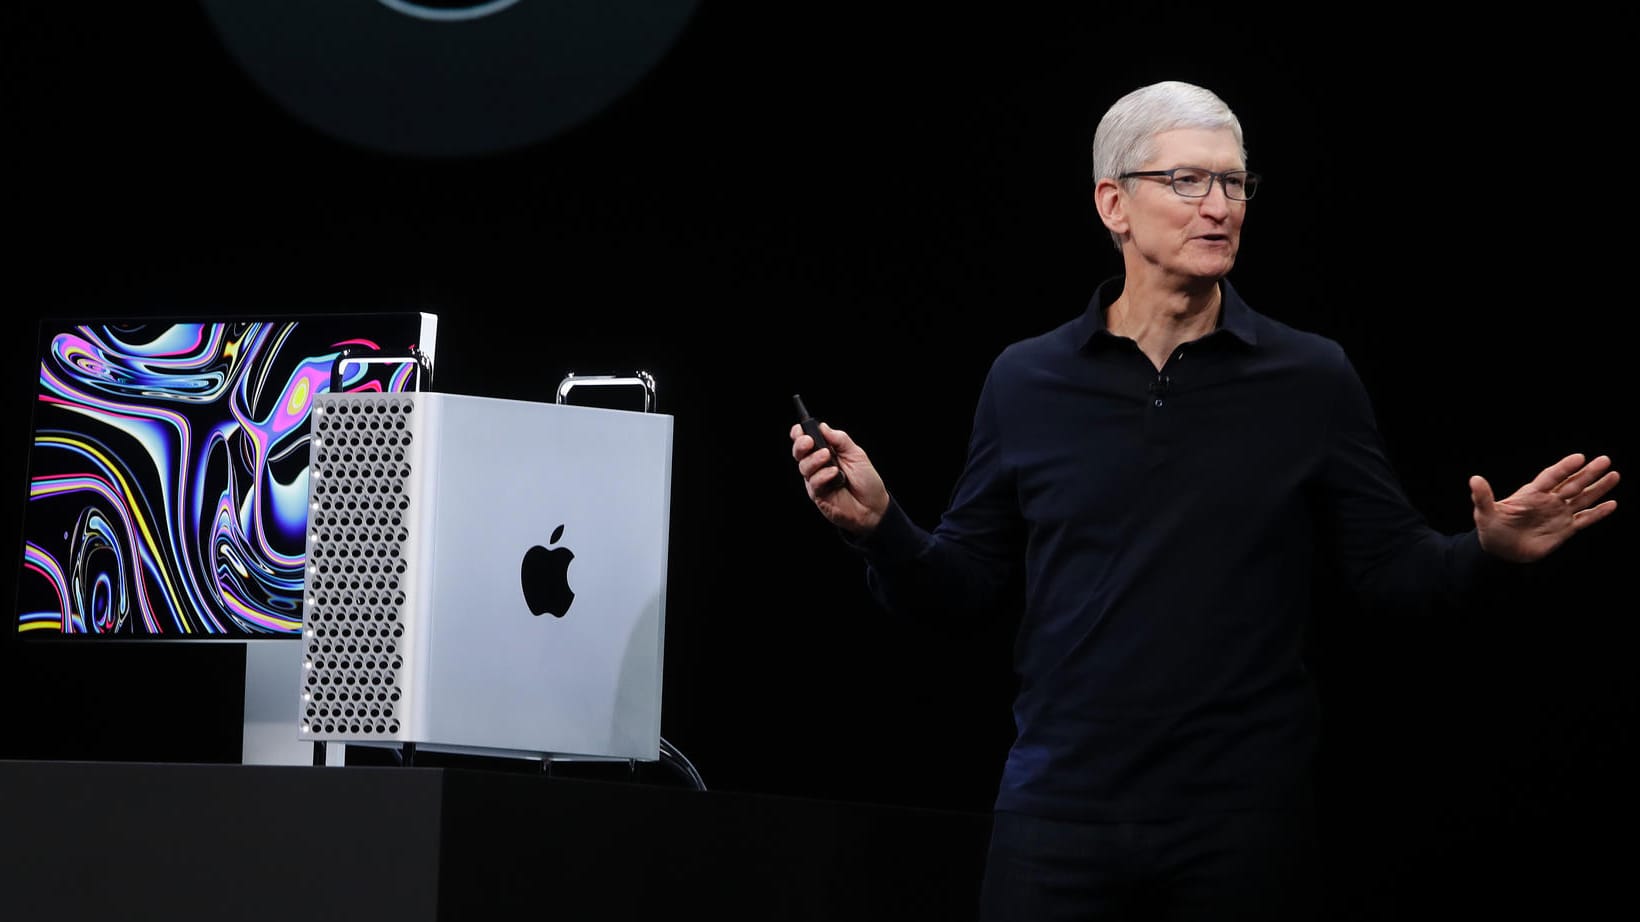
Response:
[241,640,343,766]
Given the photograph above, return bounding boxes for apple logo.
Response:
[521,524,575,617]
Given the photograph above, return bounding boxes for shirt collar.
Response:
[1078,276,1260,351]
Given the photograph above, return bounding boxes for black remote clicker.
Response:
[792,393,845,483]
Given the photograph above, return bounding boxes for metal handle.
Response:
[555,371,657,413]
[329,346,433,394]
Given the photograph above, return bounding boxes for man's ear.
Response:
[1093,177,1127,237]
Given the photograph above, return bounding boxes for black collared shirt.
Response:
[854,275,1497,822]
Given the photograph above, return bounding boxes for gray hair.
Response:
[1091,81,1247,250]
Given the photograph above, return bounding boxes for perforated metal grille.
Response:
[300,394,418,739]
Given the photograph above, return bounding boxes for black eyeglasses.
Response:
[1118,167,1261,201]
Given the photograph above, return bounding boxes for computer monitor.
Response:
[14,313,436,643]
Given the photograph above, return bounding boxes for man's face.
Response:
[1116,127,1247,284]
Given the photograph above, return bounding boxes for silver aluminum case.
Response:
[297,390,672,761]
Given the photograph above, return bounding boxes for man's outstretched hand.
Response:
[1471,453,1620,563]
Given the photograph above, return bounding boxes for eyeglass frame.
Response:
[1116,167,1261,201]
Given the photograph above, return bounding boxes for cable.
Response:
[658,735,707,791]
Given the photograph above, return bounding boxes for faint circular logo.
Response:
[374,1,523,22]
[202,0,698,157]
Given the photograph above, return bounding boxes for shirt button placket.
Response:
[1155,349,1185,407]
[1149,373,1170,408]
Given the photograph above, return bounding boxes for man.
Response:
[788,80,1619,920]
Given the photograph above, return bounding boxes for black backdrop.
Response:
[3,3,1633,916]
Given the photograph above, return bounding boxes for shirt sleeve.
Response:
[1319,348,1520,615]
[843,364,1026,621]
